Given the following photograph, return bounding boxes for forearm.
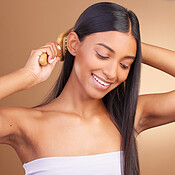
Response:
[0,68,36,100]
[142,42,175,77]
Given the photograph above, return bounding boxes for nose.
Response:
[102,61,118,83]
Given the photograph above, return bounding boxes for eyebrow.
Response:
[96,43,135,59]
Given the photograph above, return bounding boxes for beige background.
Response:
[0,0,175,174]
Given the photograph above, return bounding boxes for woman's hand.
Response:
[24,42,61,85]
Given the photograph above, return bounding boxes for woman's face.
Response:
[72,31,137,99]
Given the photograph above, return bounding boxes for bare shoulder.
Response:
[0,106,43,124]
[0,106,41,117]
[34,103,81,126]
[0,103,84,163]
[0,106,42,145]
[135,90,175,135]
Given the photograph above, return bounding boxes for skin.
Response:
[0,31,174,165]
[55,31,136,116]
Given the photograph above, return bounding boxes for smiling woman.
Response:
[65,31,137,99]
[0,1,175,175]
[35,3,142,175]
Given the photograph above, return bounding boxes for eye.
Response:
[120,63,129,69]
[96,52,109,59]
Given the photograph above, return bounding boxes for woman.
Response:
[0,2,174,175]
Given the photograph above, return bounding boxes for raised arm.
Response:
[0,68,36,100]
[0,42,60,100]
[0,42,60,145]
[135,43,175,134]
[142,42,175,76]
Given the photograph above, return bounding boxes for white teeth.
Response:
[92,74,110,86]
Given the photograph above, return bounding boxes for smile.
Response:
[92,74,110,86]
[91,73,111,90]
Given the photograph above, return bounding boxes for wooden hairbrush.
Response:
[38,28,73,66]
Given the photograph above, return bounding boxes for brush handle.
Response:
[38,53,48,66]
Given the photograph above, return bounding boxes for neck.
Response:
[54,68,108,119]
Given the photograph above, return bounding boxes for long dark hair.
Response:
[39,2,142,175]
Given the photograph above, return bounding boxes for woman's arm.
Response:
[135,43,175,134]
[0,68,36,100]
[0,42,60,145]
[0,42,60,100]
[142,42,175,76]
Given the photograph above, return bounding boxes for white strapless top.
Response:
[23,151,123,175]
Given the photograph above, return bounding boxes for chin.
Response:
[86,89,108,100]
[92,94,105,100]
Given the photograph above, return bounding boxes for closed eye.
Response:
[96,52,109,59]
[96,51,130,69]
[120,63,129,69]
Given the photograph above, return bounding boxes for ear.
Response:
[66,32,80,56]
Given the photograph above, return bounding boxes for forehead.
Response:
[82,31,137,56]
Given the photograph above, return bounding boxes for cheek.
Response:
[75,48,96,74]
[73,49,93,82]
[117,69,130,83]
[109,70,129,92]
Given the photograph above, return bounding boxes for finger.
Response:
[48,56,56,64]
[37,46,54,61]
[55,42,61,52]
[41,43,58,62]
[45,42,61,52]
[45,42,61,56]
[44,42,61,63]
[36,42,61,65]
[47,44,55,62]
[49,56,60,69]
[48,42,58,61]
[30,49,45,64]
[49,56,61,64]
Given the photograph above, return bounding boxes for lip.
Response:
[91,73,112,84]
[91,73,111,90]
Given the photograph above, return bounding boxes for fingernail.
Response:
[48,57,57,64]
[57,45,61,50]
